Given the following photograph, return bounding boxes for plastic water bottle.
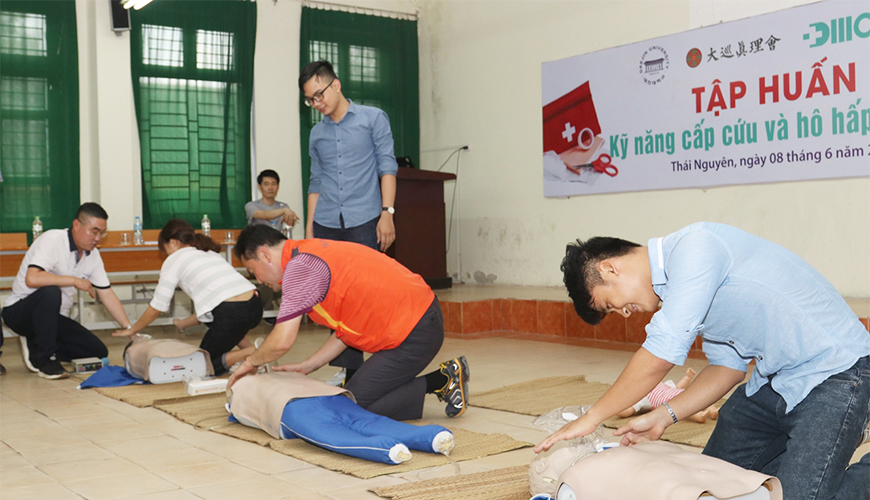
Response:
[32,216,43,240]
[282,222,292,239]
[133,216,144,245]
[201,214,211,237]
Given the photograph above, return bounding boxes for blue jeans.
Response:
[704,356,870,500]
[312,215,379,251]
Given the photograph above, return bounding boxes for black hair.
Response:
[74,202,108,223]
[158,219,221,254]
[298,60,337,91]
[234,224,286,261]
[257,169,280,185]
[562,237,641,325]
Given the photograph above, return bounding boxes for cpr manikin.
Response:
[556,441,783,500]
[227,371,455,464]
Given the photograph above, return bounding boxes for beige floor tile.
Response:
[5,384,78,404]
[39,401,119,420]
[39,457,146,483]
[189,475,299,500]
[0,399,33,416]
[317,474,408,500]
[0,451,31,469]
[0,481,81,500]
[118,490,203,500]
[64,471,178,500]
[98,435,194,462]
[151,460,265,488]
[386,461,493,482]
[229,449,316,475]
[130,447,226,470]
[275,491,334,500]
[19,395,88,409]
[0,464,56,489]
[0,408,51,424]
[163,423,244,449]
[19,441,117,466]
[1,425,91,451]
[72,420,166,442]
[274,465,369,491]
[58,410,143,429]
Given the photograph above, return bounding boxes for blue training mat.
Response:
[78,365,146,389]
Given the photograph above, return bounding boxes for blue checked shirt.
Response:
[643,222,870,412]
[308,101,398,229]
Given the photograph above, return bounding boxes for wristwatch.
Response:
[382,206,395,215]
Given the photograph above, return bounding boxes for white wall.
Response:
[77,0,141,228]
[416,0,870,298]
[74,0,869,299]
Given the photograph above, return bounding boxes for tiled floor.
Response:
[2,300,869,499]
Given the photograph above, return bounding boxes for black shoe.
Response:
[0,362,6,376]
[435,356,469,418]
[19,336,38,373]
[37,356,69,380]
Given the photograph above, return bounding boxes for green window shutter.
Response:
[0,0,79,240]
[299,7,419,212]
[130,0,256,230]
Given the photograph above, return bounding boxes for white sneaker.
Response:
[327,368,346,387]
[19,336,37,373]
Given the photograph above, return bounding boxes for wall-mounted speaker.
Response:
[110,0,130,32]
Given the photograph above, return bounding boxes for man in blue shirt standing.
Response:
[536,222,870,500]
[299,60,397,253]
[299,60,399,383]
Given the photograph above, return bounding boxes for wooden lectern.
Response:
[386,167,456,289]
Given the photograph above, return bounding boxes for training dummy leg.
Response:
[279,395,453,464]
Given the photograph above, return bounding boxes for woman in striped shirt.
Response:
[114,220,262,375]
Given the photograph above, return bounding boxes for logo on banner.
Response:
[639,46,669,85]
[686,48,702,68]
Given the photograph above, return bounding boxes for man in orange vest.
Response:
[228,225,469,420]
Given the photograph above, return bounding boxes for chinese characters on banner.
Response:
[541,0,869,197]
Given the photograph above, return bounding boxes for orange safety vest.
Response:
[281,239,435,353]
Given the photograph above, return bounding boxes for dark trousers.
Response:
[313,215,380,371]
[343,298,445,421]
[1,286,107,367]
[704,356,870,500]
[203,294,263,375]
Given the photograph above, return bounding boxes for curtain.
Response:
[299,6,419,208]
[0,0,79,240]
[130,0,256,230]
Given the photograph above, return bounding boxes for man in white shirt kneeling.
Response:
[1,203,133,379]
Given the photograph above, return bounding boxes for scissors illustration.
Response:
[566,153,618,177]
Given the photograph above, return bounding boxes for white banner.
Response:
[541,0,870,197]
